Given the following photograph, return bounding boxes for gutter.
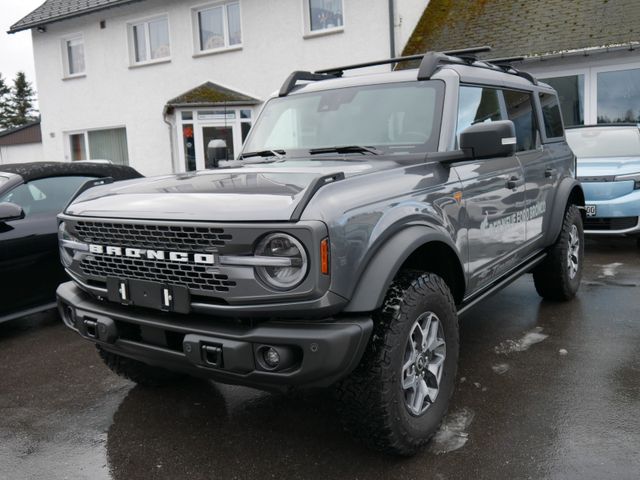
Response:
[388,0,396,59]
[520,42,640,63]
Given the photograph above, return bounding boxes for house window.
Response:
[68,128,129,165]
[306,0,343,33]
[194,2,242,53]
[129,16,170,64]
[597,67,640,124]
[542,75,584,126]
[62,35,85,76]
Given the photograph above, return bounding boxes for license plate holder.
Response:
[107,278,190,314]
[585,205,597,217]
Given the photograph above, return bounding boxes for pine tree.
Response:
[6,72,38,129]
[0,73,12,130]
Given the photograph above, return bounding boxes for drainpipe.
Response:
[388,0,396,59]
[163,107,177,173]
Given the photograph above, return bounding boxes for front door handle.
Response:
[545,168,557,178]
[507,176,522,189]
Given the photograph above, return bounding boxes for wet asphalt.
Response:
[1,237,639,480]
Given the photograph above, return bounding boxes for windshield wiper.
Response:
[240,149,286,160]
[309,145,381,155]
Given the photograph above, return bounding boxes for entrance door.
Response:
[178,108,253,172]
[202,126,234,169]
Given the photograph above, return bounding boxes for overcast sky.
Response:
[0,0,46,92]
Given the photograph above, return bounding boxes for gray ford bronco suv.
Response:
[57,47,585,455]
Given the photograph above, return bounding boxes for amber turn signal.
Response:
[320,238,329,275]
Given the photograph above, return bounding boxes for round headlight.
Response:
[255,233,308,290]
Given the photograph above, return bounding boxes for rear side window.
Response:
[456,86,504,140]
[503,90,537,151]
[539,92,564,138]
[0,176,96,217]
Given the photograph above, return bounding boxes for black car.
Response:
[0,162,142,323]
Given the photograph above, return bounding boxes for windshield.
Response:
[243,81,444,156]
[566,127,640,158]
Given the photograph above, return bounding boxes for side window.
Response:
[0,176,96,217]
[503,90,538,151]
[538,92,564,138]
[456,86,504,141]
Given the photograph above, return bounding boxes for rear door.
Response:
[454,85,526,293]
[503,89,552,248]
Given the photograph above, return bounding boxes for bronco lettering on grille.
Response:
[88,244,216,265]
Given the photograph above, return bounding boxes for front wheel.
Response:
[533,204,584,301]
[335,272,459,456]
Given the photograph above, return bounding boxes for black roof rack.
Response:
[278,46,539,96]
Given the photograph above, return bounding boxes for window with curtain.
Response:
[63,35,85,76]
[195,2,242,52]
[307,0,343,32]
[69,128,129,165]
[130,16,170,64]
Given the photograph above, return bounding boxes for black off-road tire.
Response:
[533,204,584,301]
[97,346,186,387]
[335,271,459,456]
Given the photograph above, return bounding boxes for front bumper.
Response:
[581,182,640,235]
[57,282,372,390]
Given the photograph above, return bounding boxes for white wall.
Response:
[31,0,400,176]
[0,142,44,165]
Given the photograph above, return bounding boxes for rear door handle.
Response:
[507,176,523,189]
[545,168,557,178]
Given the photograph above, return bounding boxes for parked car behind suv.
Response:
[0,161,142,323]
[566,124,640,240]
[56,48,585,455]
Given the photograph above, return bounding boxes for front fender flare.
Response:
[343,226,463,313]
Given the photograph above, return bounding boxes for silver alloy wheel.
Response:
[402,311,446,416]
[567,224,580,279]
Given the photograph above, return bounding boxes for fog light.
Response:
[263,347,280,368]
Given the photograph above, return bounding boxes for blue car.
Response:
[566,125,640,238]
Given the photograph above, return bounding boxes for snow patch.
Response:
[600,262,623,277]
[492,363,510,375]
[494,327,548,354]
[429,408,475,454]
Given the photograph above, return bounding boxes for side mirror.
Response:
[0,202,25,223]
[460,120,517,159]
[206,139,228,168]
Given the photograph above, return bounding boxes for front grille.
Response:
[74,221,232,252]
[584,216,638,231]
[80,255,237,293]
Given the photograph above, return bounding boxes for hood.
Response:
[64,160,394,221]
[577,156,640,179]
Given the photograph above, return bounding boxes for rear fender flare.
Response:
[544,178,585,245]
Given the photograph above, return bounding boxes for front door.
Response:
[178,108,253,172]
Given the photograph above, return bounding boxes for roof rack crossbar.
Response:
[315,46,492,77]
[485,56,525,64]
[279,70,337,97]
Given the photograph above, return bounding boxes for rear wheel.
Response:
[533,204,584,300]
[335,271,459,456]
[97,346,186,387]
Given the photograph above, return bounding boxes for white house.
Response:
[10,0,428,176]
